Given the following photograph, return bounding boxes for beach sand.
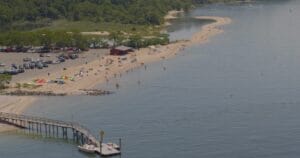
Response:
[0,96,36,132]
[164,10,184,20]
[164,10,184,26]
[0,16,232,132]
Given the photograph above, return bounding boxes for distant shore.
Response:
[0,15,232,132]
[164,10,184,26]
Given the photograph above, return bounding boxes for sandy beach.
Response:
[0,96,36,132]
[164,10,184,26]
[0,16,232,132]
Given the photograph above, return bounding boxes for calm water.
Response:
[1,1,300,158]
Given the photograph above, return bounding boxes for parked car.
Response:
[22,46,31,52]
[53,60,61,64]
[42,62,48,67]
[0,47,5,52]
[58,57,65,62]
[11,64,18,69]
[69,54,79,59]
[15,46,24,52]
[44,60,53,64]
[23,63,30,69]
[27,48,36,53]
[29,62,35,69]
[40,47,50,53]
[36,62,44,69]
[5,69,19,75]
[23,57,32,62]
[59,54,70,60]
[18,68,25,73]
[4,47,13,52]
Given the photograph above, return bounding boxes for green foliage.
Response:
[0,74,12,90]
[128,35,143,49]
[0,0,194,31]
[0,30,88,49]
[21,83,41,89]
[109,31,122,47]
[16,83,21,89]
[127,34,170,48]
[0,0,245,48]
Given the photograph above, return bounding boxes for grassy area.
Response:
[0,74,12,90]
[34,20,163,37]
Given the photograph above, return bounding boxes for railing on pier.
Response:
[0,112,99,146]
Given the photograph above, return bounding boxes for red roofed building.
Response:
[110,46,134,56]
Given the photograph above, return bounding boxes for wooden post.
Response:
[56,126,59,138]
[48,124,51,137]
[81,133,84,144]
[36,123,38,133]
[119,138,122,151]
[65,128,68,139]
[62,128,65,139]
[76,131,79,143]
[99,130,104,154]
[32,123,34,132]
[45,124,47,136]
[72,129,75,141]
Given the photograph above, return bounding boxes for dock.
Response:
[0,112,121,156]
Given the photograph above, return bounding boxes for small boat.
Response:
[78,144,97,154]
[106,143,120,150]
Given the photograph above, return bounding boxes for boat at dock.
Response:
[106,142,120,150]
[95,143,121,156]
[78,143,121,156]
[78,144,97,154]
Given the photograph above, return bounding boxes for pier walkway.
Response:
[0,112,99,146]
[0,112,122,156]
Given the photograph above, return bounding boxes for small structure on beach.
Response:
[110,46,133,56]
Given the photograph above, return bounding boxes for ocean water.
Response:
[1,0,300,158]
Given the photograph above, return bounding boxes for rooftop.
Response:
[114,46,133,51]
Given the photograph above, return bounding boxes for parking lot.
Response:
[0,49,109,83]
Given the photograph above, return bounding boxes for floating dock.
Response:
[97,143,121,156]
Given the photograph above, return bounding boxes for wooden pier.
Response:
[0,112,120,156]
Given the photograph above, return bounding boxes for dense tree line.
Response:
[0,0,193,31]
[0,0,247,48]
[0,30,88,49]
[0,30,169,50]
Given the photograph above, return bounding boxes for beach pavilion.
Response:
[110,46,134,56]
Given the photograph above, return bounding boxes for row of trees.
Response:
[0,30,170,50]
[0,30,88,50]
[0,0,246,49]
[109,32,170,48]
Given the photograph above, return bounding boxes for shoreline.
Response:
[164,10,184,26]
[0,16,232,132]
[0,96,36,132]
